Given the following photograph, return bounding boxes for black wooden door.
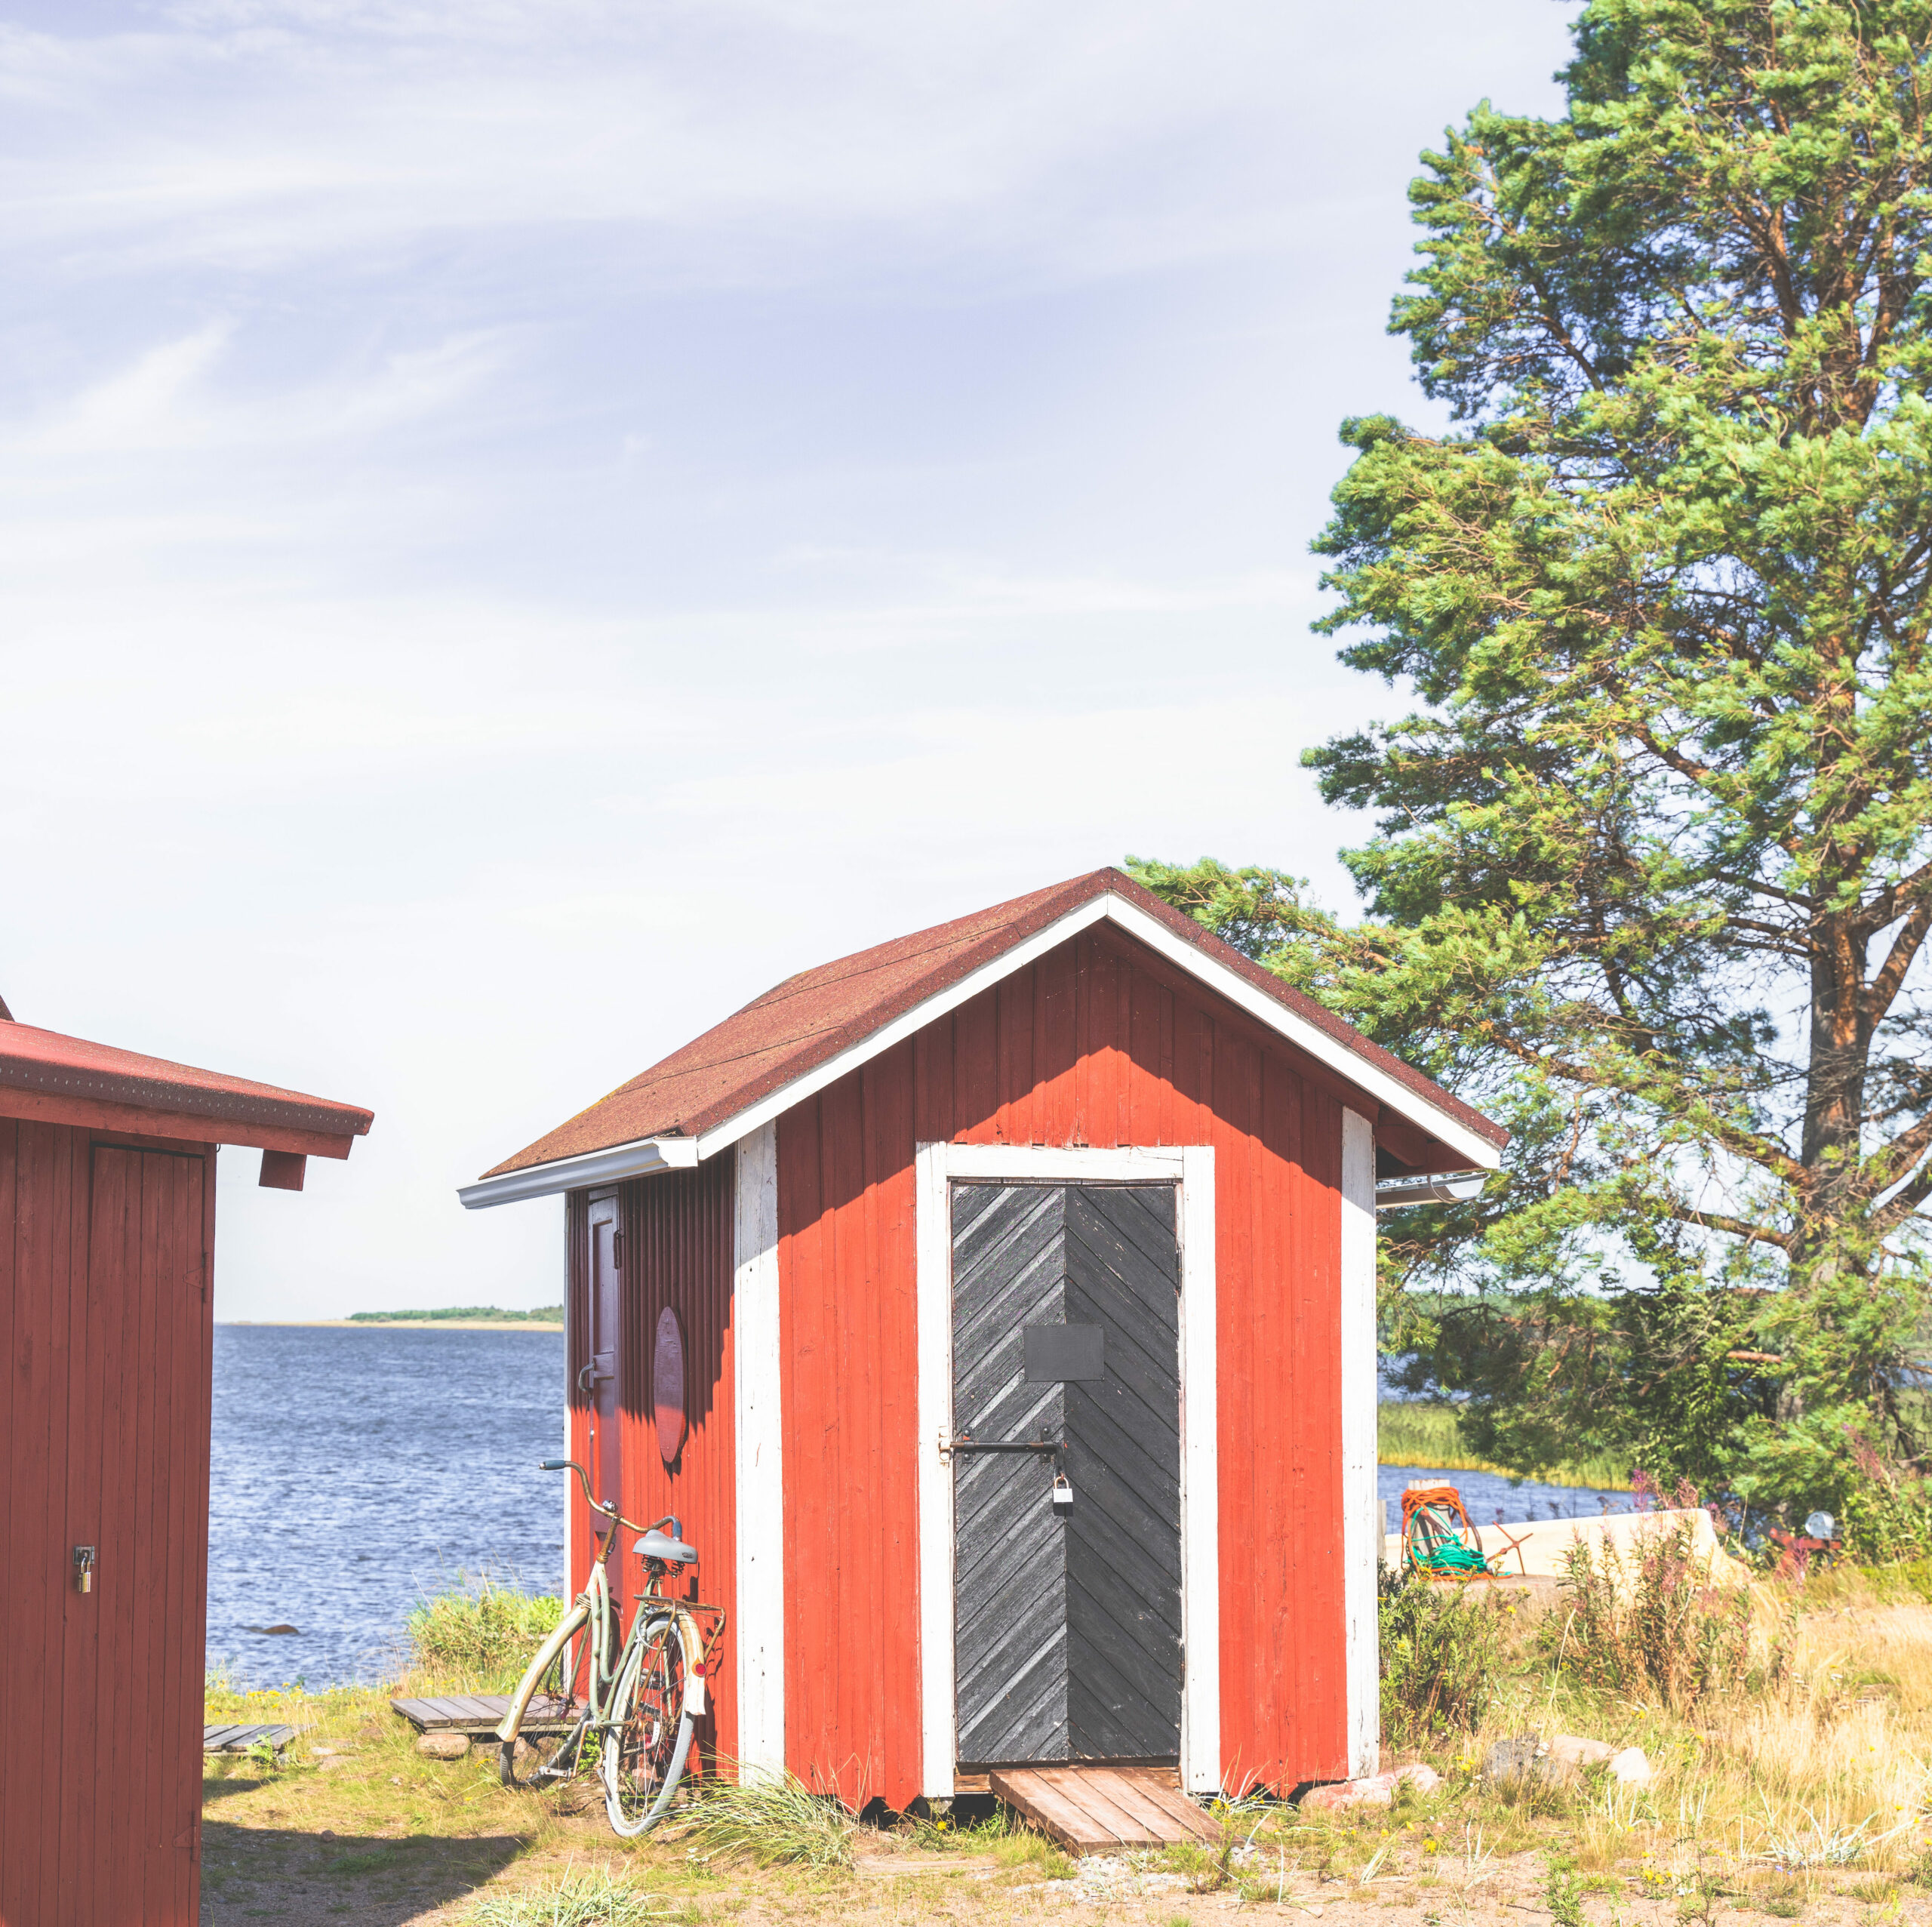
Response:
[951,1183,1182,1767]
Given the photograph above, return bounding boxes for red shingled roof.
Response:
[484,867,1503,1181]
[0,1019,374,1143]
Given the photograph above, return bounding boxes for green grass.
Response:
[1378,1402,1629,1491]
[466,1870,669,1924]
[676,1776,857,1869]
[405,1576,566,1688]
[348,1305,564,1323]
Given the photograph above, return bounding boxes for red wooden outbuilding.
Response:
[461,870,1503,1806]
[0,994,371,1927]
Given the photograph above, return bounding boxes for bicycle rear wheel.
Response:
[601,1609,698,1836]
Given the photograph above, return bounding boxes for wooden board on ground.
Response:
[390,1694,576,1736]
[203,1723,306,1753]
[988,1766,1220,1855]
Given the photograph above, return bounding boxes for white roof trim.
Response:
[688,891,1500,1171]
[455,889,1500,1211]
[457,1131,698,1211]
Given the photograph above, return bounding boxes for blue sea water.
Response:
[207,1327,1638,1689]
[208,1325,568,1690]
[1377,1462,1634,1535]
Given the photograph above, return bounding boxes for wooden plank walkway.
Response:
[202,1723,306,1753]
[390,1694,577,1737]
[989,1766,1220,1855]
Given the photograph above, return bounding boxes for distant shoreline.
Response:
[220,1319,564,1331]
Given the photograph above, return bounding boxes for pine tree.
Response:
[1143,0,1932,1514]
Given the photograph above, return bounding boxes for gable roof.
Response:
[461,867,1504,1209]
[0,1019,373,1156]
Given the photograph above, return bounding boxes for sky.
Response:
[0,0,1577,1319]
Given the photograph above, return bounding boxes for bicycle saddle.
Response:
[635,1528,698,1565]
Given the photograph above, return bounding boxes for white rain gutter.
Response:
[457,1134,699,1210]
[1375,1169,1489,1211]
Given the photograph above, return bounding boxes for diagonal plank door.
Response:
[951,1183,1181,1768]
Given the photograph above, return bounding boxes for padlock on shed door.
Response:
[1051,1473,1072,1510]
[73,1547,96,1594]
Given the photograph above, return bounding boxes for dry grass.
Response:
[203,1578,1932,1924]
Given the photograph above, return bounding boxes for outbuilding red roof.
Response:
[0,1018,374,1144]
[484,867,1504,1180]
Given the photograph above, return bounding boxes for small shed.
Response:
[461,869,1503,1807]
[0,996,371,1927]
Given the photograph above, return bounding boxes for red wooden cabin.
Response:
[462,870,1503,1805]
[0,996,371,1927]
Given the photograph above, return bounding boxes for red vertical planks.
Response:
[614,1156,737,1771]
[771,919,1351,1802]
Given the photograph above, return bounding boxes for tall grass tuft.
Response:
[406,1577,565,1688]
[1537,1516,1757,1710]
[466,1870,667,1925]
[1378,1571,1514,1744]
[678,1773,857,1868]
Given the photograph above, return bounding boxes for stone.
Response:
[1607,1746,1652,1786]
[415,1732,470,1760]
[1546,1735,1617,1770]
[1300,1763,1441,1811]
[1482,1737,1555,1784]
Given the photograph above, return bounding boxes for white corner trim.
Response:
[685,894,1500,1177]
[913,1143,955,1799]
[914,1141,1217,1799]
[733,1122,785,1784]
[1177,1144,1220,1796]
[458,1134,700,1211]
[562,1192,577,1607]
[1340,1108,1379,1779]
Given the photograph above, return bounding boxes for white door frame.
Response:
[914,1142,1219,1798]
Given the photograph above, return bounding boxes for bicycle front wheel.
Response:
[601,1609,698,1836]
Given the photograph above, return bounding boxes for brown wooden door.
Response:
[586,1196,623,1571]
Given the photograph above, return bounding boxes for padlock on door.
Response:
[73,1547,96,1594]
[1051,1473,1072,1510]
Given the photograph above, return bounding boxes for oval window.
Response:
[653,1307,688,1464]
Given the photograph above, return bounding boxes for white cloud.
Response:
[0,0,1575,1315]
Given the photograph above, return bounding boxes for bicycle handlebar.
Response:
[538,1458,677,1543]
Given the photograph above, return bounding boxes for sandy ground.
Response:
[196,1792,1932,1926]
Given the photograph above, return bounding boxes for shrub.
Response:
[1537,1516,1752,1710]
[407,1578,565,1684]
[1379,1570,1512,1744]
[1838,1427,1932,1564]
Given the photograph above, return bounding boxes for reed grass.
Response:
[405,1575,566,1689]
[1378,1402,1629,1491]
[675,1774,858,1869]
[466,1869,669,1924]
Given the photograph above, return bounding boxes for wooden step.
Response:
[389,1693,577,1737]
[988,1765,1220,1855]
[202,1722,306,1753]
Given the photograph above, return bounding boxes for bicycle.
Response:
[494,1458,728,1836]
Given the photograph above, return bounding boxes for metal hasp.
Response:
[72,1546,96,1594]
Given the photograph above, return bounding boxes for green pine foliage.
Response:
[1135,0,1932,1525]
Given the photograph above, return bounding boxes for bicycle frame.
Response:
[494,1461,728,1788]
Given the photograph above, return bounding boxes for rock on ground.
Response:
[1482,1734,1652,1787]
[416,1731,470,1759]
[1300,1764,1441,1811]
